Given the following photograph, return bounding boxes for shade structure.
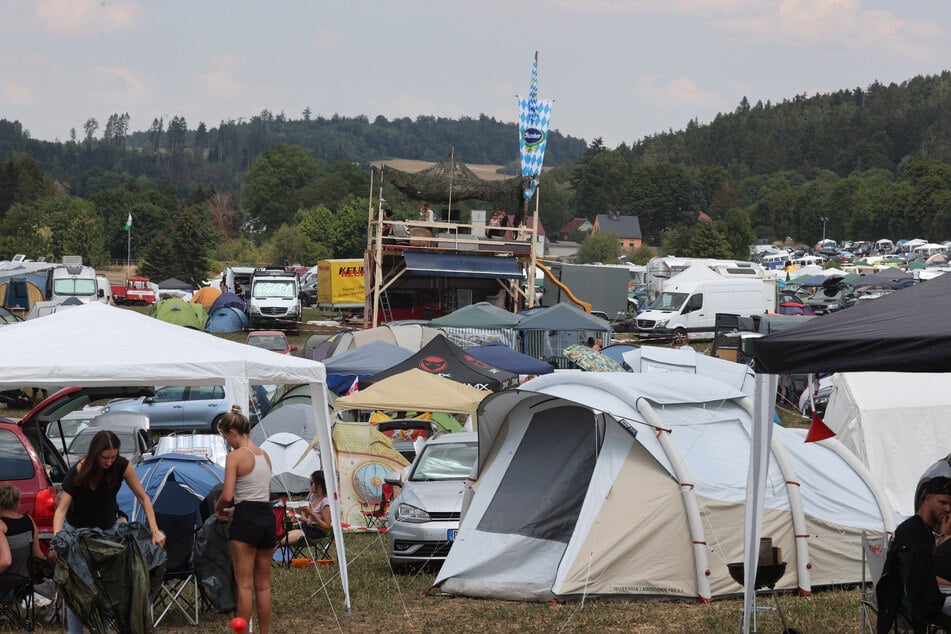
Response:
[403,252,524,280]
[465,343,554,375]
[334,368,489,417]
[0,302,351,612]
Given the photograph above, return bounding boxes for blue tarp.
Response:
[600,343,639,366]
[466,342,554,375]
[205,305,248,332]
[323,340,414,376]
[403,252,524,279]
[117,453,224,525]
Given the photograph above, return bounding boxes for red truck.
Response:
[111,276,157,305]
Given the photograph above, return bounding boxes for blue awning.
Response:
[403,252,524,280]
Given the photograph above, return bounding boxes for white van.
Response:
[759,253,791,270]
[247,267,302,333]
[635,278,777,342]
[96,275,113,304]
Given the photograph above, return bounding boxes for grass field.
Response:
[22,531,865,633]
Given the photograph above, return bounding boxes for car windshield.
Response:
[250,335,287,350]
[53,279,97,296]
[252,280,296,299]
[651,292,687,311]
[49,417,97,439]
[68,429,136,455]
[410,441,477,482]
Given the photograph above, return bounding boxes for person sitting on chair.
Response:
[284,471,330,547]
[881,477,951,627]
[0,483,47,563]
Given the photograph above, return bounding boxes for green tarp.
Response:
[151,298,209,329]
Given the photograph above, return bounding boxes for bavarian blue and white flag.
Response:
[517,52,552,202]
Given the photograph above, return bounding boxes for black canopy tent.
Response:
[740,273,951,632]
[754,272,951,374]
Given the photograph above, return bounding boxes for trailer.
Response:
[317,259,365,311]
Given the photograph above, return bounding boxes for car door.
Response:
[181,385,225,431]
[144,386,188,430]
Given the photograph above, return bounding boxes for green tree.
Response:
[171,206,217,285]
[243,145,321,238]
[62,209,108,267]
[718,208,756,259]
[658,225,691,256]
[139,232,178,280]
[264,224,330,265]
[628,243,654,265]
[0,153,56,218]
[577,231,621,264]
[686,222,733,259]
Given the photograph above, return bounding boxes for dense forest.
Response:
[4,71,951,282]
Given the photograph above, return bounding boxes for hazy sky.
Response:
[3,1,951,150]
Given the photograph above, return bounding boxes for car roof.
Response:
[248,330,286,337]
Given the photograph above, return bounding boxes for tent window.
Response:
[477,406,599,542]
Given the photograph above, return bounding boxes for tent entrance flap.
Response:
[478,406,599,541]
[403,252,524,280]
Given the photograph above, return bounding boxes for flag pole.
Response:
[127,224,131,270]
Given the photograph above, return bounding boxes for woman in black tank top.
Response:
[0,482,47,562]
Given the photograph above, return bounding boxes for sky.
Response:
[3,0,951,150]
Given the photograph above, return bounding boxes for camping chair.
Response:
[152,511,201,627]
[861,530,889,634]
[362,483,393,531]
[877,545,951,634]
[271,494,294,566]
[0,531,37,631]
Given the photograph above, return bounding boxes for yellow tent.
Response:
[333,369,489,418]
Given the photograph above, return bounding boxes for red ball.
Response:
[230,616,247,632]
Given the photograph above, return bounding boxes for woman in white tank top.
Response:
[215,405,273,634]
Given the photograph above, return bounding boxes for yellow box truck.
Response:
[317,259,365,310]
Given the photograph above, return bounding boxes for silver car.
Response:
[106,385,270,433]
[385,432,478,570]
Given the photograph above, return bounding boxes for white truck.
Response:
[48,256,100,304]
[246,267,302,334]
[634,277,777,343]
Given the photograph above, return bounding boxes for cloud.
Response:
[630,75,724,109]
[2,80,34,106]
[33,0,143,35]
[193,55,250,100]
[713,0,942,60]
[311,28,345,52]
[85,66,153,105]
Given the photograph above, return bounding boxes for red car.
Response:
[7,386,152,545]
[246,330,298,355]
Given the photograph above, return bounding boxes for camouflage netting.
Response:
[375,149,524,204]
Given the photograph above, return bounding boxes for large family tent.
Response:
[435,371,892,603]
[822,372,951,518]
[0,302,352,613]
[428,302,522,349]
[152,298,208,329]
[0,277,44,311]
[747,271,951,632]
[367,335,517,391]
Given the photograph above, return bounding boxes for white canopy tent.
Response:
[0,302,351,611]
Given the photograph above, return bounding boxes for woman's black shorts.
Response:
[229,501,275,549]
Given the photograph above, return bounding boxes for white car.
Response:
[385,432,478,570]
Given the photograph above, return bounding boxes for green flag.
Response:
[124,213,132,231]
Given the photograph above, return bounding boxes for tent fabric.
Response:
[435,371,891,602]
[465,342,554,375]
[157,277,194,290]
[333,368,489,417]
[208,292,245,314]
[117,453,224,523]
[821,372,951,518]
[599,343,638,366]
[366,334,517,391]
[429,303,523,328]
[0,302,351,611]
[190,286,221,308]
[204,305,249,333]
[151,298,208,329]
[260,432,322,494]
[322,340,415,376]
[346,324,442,352]
[0,278,44,311]
[514,302,611,332]
[754,274,951,374]
[332,422,409,526]
[403,252,524,280]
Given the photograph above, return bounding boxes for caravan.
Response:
[49,256,99,304]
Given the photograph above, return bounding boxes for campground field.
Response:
[23,531,863,633]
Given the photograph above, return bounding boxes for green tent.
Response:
[151,298,209,329]
[428,302,522,328]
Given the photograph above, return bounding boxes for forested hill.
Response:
[625,71,951,177]
[0,113,587,193]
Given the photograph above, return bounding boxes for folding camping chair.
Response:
[271,494,294,566]
[275,499,335,565]
[361,483,393,531]
[152,511,201,627]
[861,530,888,634]
[0,531,37,631]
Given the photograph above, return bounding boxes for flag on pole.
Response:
[517,52,552,202]
[124,213,133,231]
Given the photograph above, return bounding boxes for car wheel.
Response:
[211,414,224,433]
[671,328,688,347]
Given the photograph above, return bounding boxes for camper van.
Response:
[48,256,99,304]
[759,252,792,270]
[96,275,113,304]
[645,257,765,299]
[635,277,777,342]
[246,267,302,333]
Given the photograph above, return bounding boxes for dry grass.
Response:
[22,532,866,633]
